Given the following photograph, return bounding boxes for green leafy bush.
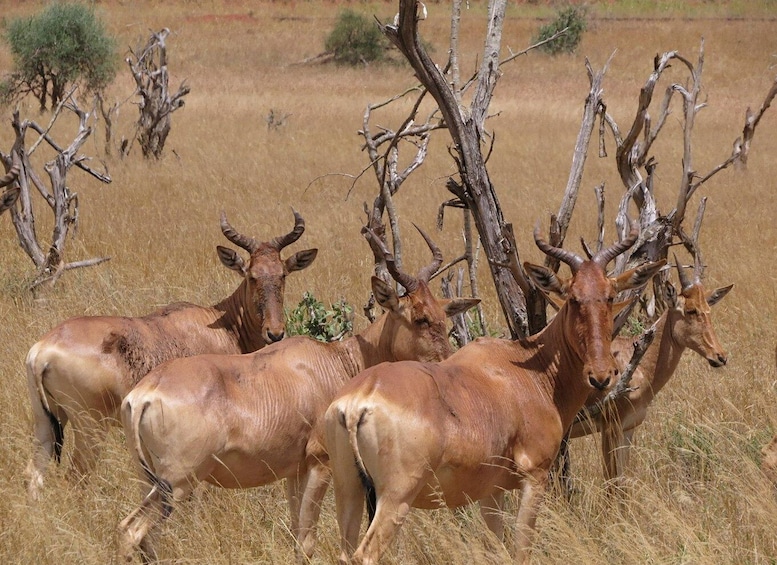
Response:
[286,292,354,342]
[2,3,117,110]
[325,9,389,66]
[533,6,588,55]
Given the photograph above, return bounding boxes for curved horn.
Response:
[270,209,305,251]
[412,223,443,283]
[674,253,693,291]
[220,211,259,253]
[534,224,584,273]
[364,227,419,293]
[592,218,639,268]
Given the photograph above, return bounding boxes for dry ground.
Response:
[1,1,776,563]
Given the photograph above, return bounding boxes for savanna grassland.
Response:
[1,1,777,563]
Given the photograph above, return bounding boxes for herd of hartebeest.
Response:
[4,173,776,563]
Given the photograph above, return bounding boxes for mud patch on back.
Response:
[102,328,200,384]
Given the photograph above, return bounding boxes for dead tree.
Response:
[2,92,112,289]
[126,28,190,159]
[381,0,545,338]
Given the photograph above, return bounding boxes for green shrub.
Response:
[325,9,389,66]
[2,2,117,110]
[533,5,588,55]
[286,292,354,342]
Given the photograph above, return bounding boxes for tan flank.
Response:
[116,226,479,563]
[24,211,317,500]
[324,223,665,564]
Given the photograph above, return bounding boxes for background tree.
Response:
[0,3,117,111]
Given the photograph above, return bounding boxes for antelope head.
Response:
[217,210,318,344]
[668,254,733,367]
[525,222,665,390]
[365,223,479,363]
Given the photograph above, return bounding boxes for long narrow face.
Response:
[392,282,455,363]
[675,283,731,368]
[372,276,479,364]
[564,261,620,391]
[247,246,288,344]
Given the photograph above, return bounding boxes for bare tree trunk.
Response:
[382,0,537,337]
[127,29,190,159]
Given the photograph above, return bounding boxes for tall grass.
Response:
[1,1,776,563]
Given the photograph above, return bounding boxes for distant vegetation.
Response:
[534,5,588,55]
[1,3,117,110]
[325,9,390,65]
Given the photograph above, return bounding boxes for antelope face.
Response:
[372,277,478,364]
[675,283,733,368]
[566,262,620,391]
[247,246,288,344]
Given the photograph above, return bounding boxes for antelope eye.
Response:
[686,308,698,315]
[415,317,430,328]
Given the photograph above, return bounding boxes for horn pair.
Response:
[363,223,442,293]
[534,218,640,271]
[220,209,305,253]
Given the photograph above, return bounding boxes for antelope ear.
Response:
[442,297,481,319]
[217,245,246,275]
[707,283,733,306]
[371,276,400,313]
[286,248,318,273]
[524,262,566,297]
[613,259,666,292]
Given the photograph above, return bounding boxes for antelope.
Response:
[117,225,479,564]
[565,256,732,493]
[25,210,317,500]
[324,223,665,565]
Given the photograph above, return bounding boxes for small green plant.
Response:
[286,292,354,342]
[533,5,588,55]
[325,9,389,66]
[1,3,118,110]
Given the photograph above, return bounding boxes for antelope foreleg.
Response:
[513,477,546,565]
[295,462,332,561]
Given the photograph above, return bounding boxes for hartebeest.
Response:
[566,258,732,493]
[325,223,665,565]
[25,210,317,499]
[117,226,479,563]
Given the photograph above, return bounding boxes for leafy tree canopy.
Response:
[2,3,118,110]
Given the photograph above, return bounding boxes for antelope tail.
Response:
[26,352,64,464]
[342,407,377,523]
[126,400,174,518]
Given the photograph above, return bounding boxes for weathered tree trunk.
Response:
[2,95,112,289]
[126,29,190,159]
[381,0,538,337]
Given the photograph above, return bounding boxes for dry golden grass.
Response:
[1,1,777,563]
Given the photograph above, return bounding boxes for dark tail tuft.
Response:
[46,411,64,464]
[356,460,377,524]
